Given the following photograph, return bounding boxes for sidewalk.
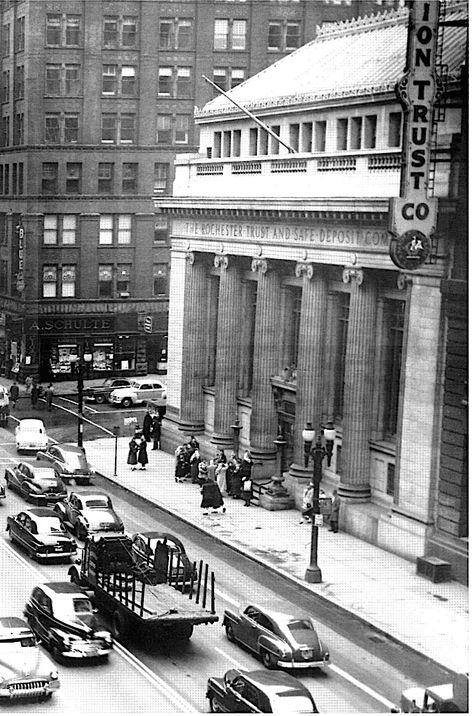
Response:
[84,436,468,675]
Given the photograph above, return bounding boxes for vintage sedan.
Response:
[223,603,330,670]
[83,377,133,404]
[0,616,59,702]
[54,490,124,540]
[206,668,318,713]
[5,462,67,506]
[24,582,113,663]
[36,443,94,485]
[131,531,196,587]
[15,418,48,454]
[6,508,76,562]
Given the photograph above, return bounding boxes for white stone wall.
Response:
[166,248,186,411]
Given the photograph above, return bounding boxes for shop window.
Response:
[93,344,113,372]
[388,112,402,147]
[350,117,362,150]
[42,265,57,298]
[333,293,350,421]
[42,163,58,194]
[50,344,78,376]
[117,265,131,296]
[154,216,168,244]
[66,163,81,193]
[383,300,405,438]
[153,163,169,194]
[98,264,113,298]
[61,265,76,297]
[122,163,138,194]
[364,114,377,149]
[115,335,136,372]
[98,162,114,194]
[153,264,168,296]
[337,118,348,151]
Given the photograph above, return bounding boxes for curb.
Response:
[96,469,456,680]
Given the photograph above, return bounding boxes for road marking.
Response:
[215,588,239,608]
[328,663,396,710]
[214,646,246,670]
[50,402,114,436]
[0,538,196,711]
[59,396,98,414]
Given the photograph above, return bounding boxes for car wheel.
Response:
[225,623,236,643]
[174,624,193,640]
[95,395,105,404]
[111,609,129,642]
[121,397,132,408]
[209,696,222,713]
[261,648,277,670]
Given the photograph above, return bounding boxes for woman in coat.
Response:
[200,477,225,516]
[189,448,200,484]
[215,461,227,494]
[137,435,149,470]
[229,458,243,499]
[127,436,140,471]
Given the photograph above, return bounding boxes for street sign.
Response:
[314,515,324,527]
[143,315,153,333]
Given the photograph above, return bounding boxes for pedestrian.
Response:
[137,434,148,470]
[215,448,227,464]
[229,458,243,499]
[200,476,225,517]
[207,457,216,483]
[329,489,341,533]
[25,375,33,393]
[241,476,253,507]
[9,380,19,408]
[189,447,200,484]
[127,435,140,471]
[226,452,238,494]
[175,450,189,483]
[241,450,253,479]
[189,434,200,450]
[215,460,227,494]
[150,413,161,450]
[37,384,44,408]
[142,409,153,442]
[299,483,314,524]
[44,383,54,411]
[197,458,208,486]
[31,381,39,408]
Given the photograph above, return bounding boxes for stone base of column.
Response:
[210,432,234,449]
[338,482,371,501]
[178,419,204,435]
[250,446,276,462]
[288,462,312,481]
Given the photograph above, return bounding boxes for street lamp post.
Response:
[75,351,92,448]
[302,421,336,584]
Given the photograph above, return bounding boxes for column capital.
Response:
[214,254,229,270]
[342,266,364,286]
[295,262,314,280]
[185,251,195,265]
[251,257,269,274]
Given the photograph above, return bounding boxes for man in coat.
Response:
[9,380,19,408]
[142,409,153,442]
[329,489,341,533]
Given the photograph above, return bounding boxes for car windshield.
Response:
[0,636,36,650]
[287,619,313,632]
[85,498,109,508]
[55,597,95,627]
[270,695,315,713]
[37,519,67,535]
[63,453,85,468]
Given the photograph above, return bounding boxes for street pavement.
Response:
[1,377,468,675]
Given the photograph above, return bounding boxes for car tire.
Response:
[209,697,222,713]
[225,623,236,643]
[261,648,277,670]
[95,395,105,404]
[121,397,132,408]
[111,609,129,642]
[174,624,194,640]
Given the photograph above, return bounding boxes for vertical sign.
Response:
[389,1,441,270]
[15,221,25,293]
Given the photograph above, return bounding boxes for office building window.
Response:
[13,112,23,145]
[14,65,24,99]
[103,16,137,48]
[386,463,395,497]
[214,19,246,50]
[212,67,245,92]
[117,265,131,295]
[3,164,8,193]
[101,114,135,144]
[158,18,193,50]
[158,67,192,98]
[383,300,405,438]
[212,68,226,91]
[0,259,7,291]
[44,215,77,245]
[98,163,114,194]
[46,64,60,94]
[268,21,300,51]
[334,293,350,421]
[42,163,58,195]
[15,17,25,52]
[388,112,402,147]
[175,115,189,144]
[98,265,113,298]
[45,115,59,143]
[18,162,23,194]
[121,66,136,95]
[46,14,81,47]
[102,65,136,96]
[64,113,79,143]
[43,266,57,298]
[99,215,131,245]
[46,113,79,143]
[66,163,81,193]
[177,67,192,98]
[156,115,172,144]
[154,216,168,244]
[158,67,172,96]
[61,265,76,297]
[0,116,9,147]
[46,63,81,95]
[99,216,113,245]
[2,70,9,102]
[3,23,10,57]
[122,163,138,193]
[102,65,116,94]
[118,215,131,244]
[154,163,169,194]
[153,264,168,297]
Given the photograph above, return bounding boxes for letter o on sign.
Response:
[401,202,430,221]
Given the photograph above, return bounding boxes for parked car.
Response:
[83,377,133,404]
[5,462,67,506]
[15,418,48,453]
[6,508,76,562]
[24,582,113,663]
[0,616,59,701]
[109,377,166,408]
[131,531,196,586]
[223,602,330,670]
[206,668,319,713]
[0,476,5,502]
[36,443,94,485]
[54,491,124,540]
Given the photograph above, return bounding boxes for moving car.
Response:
[223,603,330,670]
[54,490,124,540]
[131,531,196,587]
[6,508,76,562]
[24,583,113,663]
[15,418,48,453]
[206,668,318,713]
[109,377,166,408]
[0,616,59,702]
[36,443,94,485]
[83,377,133,404]
[5,462,67,505]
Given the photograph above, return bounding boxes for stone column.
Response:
[290,263,328,479]
[249,258,280,469]
[211,255,241,448]
[339,266,377,501]
[179,251,208,433]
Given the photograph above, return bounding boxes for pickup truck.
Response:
[393,673,468,713]
[68,533,218,642]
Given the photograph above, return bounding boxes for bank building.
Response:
[155,4,467,578]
